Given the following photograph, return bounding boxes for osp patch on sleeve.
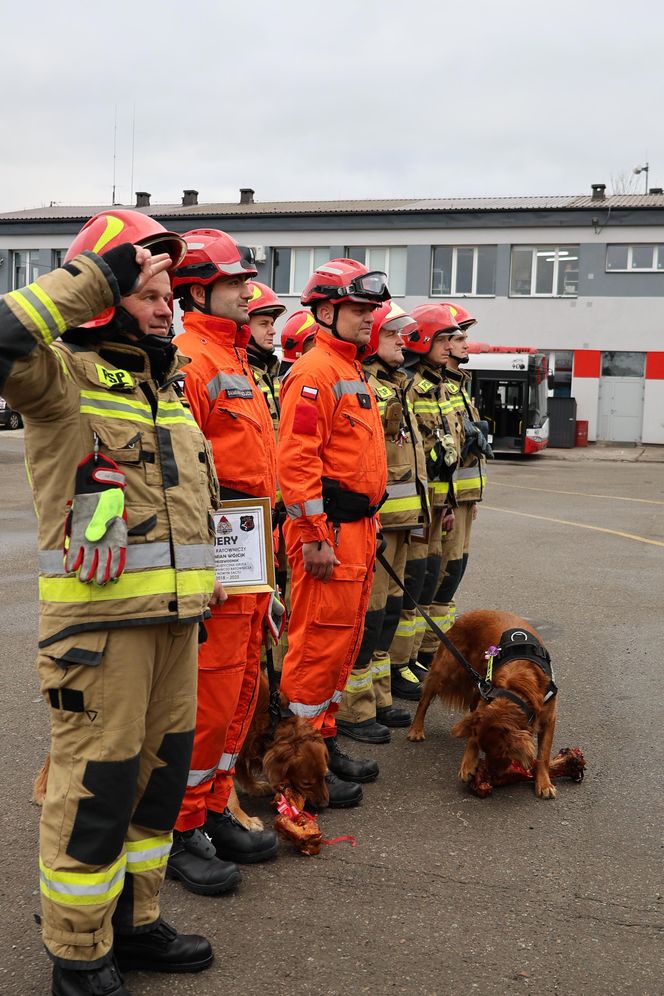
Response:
[293,401,318,435]
[301,385,318,400]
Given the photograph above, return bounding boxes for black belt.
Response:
[322,478,387,523]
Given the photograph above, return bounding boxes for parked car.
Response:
[0,397,23,430]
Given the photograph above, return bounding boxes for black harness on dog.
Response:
[483,628,558,724]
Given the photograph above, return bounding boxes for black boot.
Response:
[166,828,241,895]
[336,717,391,744]
[390,664,423,701]
[325,770,363,808]
[52,959,129,996]
[327,737,379,783]
[205,808,279,864]
[410,659,430,681]
[115,918,213,974]
[376,704,412,728]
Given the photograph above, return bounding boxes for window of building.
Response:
[344,246,407,296]
[431,246,496,296]
[12,249,40,288]
[606,244,664,271]
[549,349,573,397]
[272,247,331,295]
[601,351,645,377]
[509,246,579,297]
[52,249,65,269]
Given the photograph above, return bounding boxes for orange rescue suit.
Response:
[277,327,387,739]
[174,311,276,830]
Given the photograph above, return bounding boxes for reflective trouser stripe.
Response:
[290,689,342,719]
[125,834,172,874]
[395,617,416,639]
[187,750,240,788]
[39,855,126,907]
[372,657,391,679]
[218,751,238,771]
[39,568,215,603]
[345,670,373,694]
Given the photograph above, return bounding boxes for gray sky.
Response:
[1,0,661,211]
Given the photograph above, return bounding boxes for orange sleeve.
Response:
[277,364,333,544]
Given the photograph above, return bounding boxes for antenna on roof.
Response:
[129,104,136,207]
[112,105,118,205]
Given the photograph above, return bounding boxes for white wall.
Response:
[642,380,664,444]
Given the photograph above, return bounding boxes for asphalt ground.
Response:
[1,431,663,996]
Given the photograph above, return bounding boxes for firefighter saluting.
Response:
[0,209,222,995]
[277,259,388,806]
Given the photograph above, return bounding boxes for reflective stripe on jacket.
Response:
[277,328,387,544]
[174,312,277,505]
[408,362,463,508]
[364,358,429,530]
[446,367,487,502]
[0,252,218,647]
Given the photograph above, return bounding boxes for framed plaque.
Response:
[212,497,275,594]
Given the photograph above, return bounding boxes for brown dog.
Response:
[235,670,330,808]
[408,610,558,799]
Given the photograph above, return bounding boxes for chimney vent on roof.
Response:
[182,189,199,206]
[591,183,606,201]
[649,187,663,195]
[135,191,151,207]
[240,187,255,205]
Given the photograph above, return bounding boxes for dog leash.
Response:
[375,545,493,700]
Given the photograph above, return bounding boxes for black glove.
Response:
[102,244,143,296]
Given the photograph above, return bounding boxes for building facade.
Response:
[1,186,662,443]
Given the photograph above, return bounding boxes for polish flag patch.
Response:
[301,385,318,400]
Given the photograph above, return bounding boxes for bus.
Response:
[464,345,549,455]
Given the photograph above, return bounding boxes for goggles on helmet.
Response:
[312,270,390,304]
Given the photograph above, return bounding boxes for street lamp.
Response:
[633,163,650,194]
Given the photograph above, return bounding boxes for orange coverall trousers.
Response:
[280,516,377,739]
[175,591,270,831]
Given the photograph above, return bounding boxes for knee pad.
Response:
[67,754,141,865]
[355,607,386,669]
[378,594,404,651]
[132,729,196,831]
[402,557,427,610]
[437,558,464,604]
[420,554,443,606]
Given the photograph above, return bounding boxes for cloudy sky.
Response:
[1,0,661,211]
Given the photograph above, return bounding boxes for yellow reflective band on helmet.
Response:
[92,214,125,255]
[296,312,316,335]
[39,568,215,603]
[249,283,262,302]
[39,855,126,907]
[125,834,172,874]
[95,364,135,389]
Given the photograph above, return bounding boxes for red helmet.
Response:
[247,281,286,318]
[300,257,390,307]
[280,310,319,362]
[406,304,461,355]
[364,300,418,359]
[172,229,257,297]
[64,209,187,329]
[443,302,477,331]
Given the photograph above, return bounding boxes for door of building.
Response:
[597,351,645,443]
